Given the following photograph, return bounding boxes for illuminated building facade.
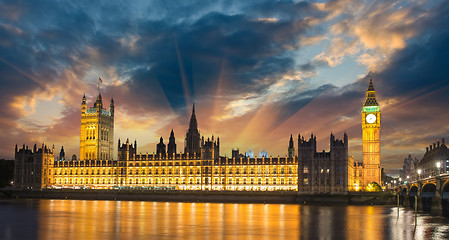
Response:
[417,139,449,178]
[361,74,381,187]
[32,102,297,191]
[297,133,349,193]
[80,94,114,162]
[14,74,389,192]
[348,156,364,191]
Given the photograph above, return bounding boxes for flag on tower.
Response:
[99,77,103,83]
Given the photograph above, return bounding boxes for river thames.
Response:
[1,199,448,239]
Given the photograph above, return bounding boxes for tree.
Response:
[0,160,14,187]
[366,182,381,192]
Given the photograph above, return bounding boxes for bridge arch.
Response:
[409,185,419,209]
[421,183,436,212]
[400,187,408,206]
[442,180,449,217]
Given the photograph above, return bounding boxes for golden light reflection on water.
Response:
[38,200,302,239]
[31,200,449,240]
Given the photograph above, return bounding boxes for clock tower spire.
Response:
[361,73,381,189]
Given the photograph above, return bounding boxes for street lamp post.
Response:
[436,161,441,176]
[417,169,421,180]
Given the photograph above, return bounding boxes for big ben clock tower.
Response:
[362,73,381,188]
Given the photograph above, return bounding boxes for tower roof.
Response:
[363,73,379,106]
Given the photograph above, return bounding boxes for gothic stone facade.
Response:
[297,133,349,194]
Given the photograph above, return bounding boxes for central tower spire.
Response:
[189,104,198,130]
[185,104,201,156]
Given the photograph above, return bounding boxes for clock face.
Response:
[366,114,376,124]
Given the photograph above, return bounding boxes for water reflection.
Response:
[0,199,448,239]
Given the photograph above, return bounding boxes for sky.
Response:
[1,0,448,174]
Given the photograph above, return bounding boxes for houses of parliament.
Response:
[14,76,381,193]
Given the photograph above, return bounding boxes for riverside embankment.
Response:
[5,189,396,205]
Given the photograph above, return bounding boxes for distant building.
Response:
[417,139,449,179]
[259,149,268,158]
[399,154,419,182]
[245,149,254,158]
[297,133,349,194]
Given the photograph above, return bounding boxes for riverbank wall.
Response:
[6,189,395,205]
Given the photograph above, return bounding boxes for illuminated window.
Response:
[303,177,308,185]
[303,166,309,173]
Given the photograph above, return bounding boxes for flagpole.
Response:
[98,74,101,95]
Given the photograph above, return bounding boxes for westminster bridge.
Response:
[395,173,449,217]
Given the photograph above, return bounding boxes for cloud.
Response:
[0,0,448,176]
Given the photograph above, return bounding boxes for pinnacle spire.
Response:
[189,103,198,130]
[364,72,378,106]
[367,72,375,92]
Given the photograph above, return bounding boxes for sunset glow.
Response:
[1,0,448,175]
